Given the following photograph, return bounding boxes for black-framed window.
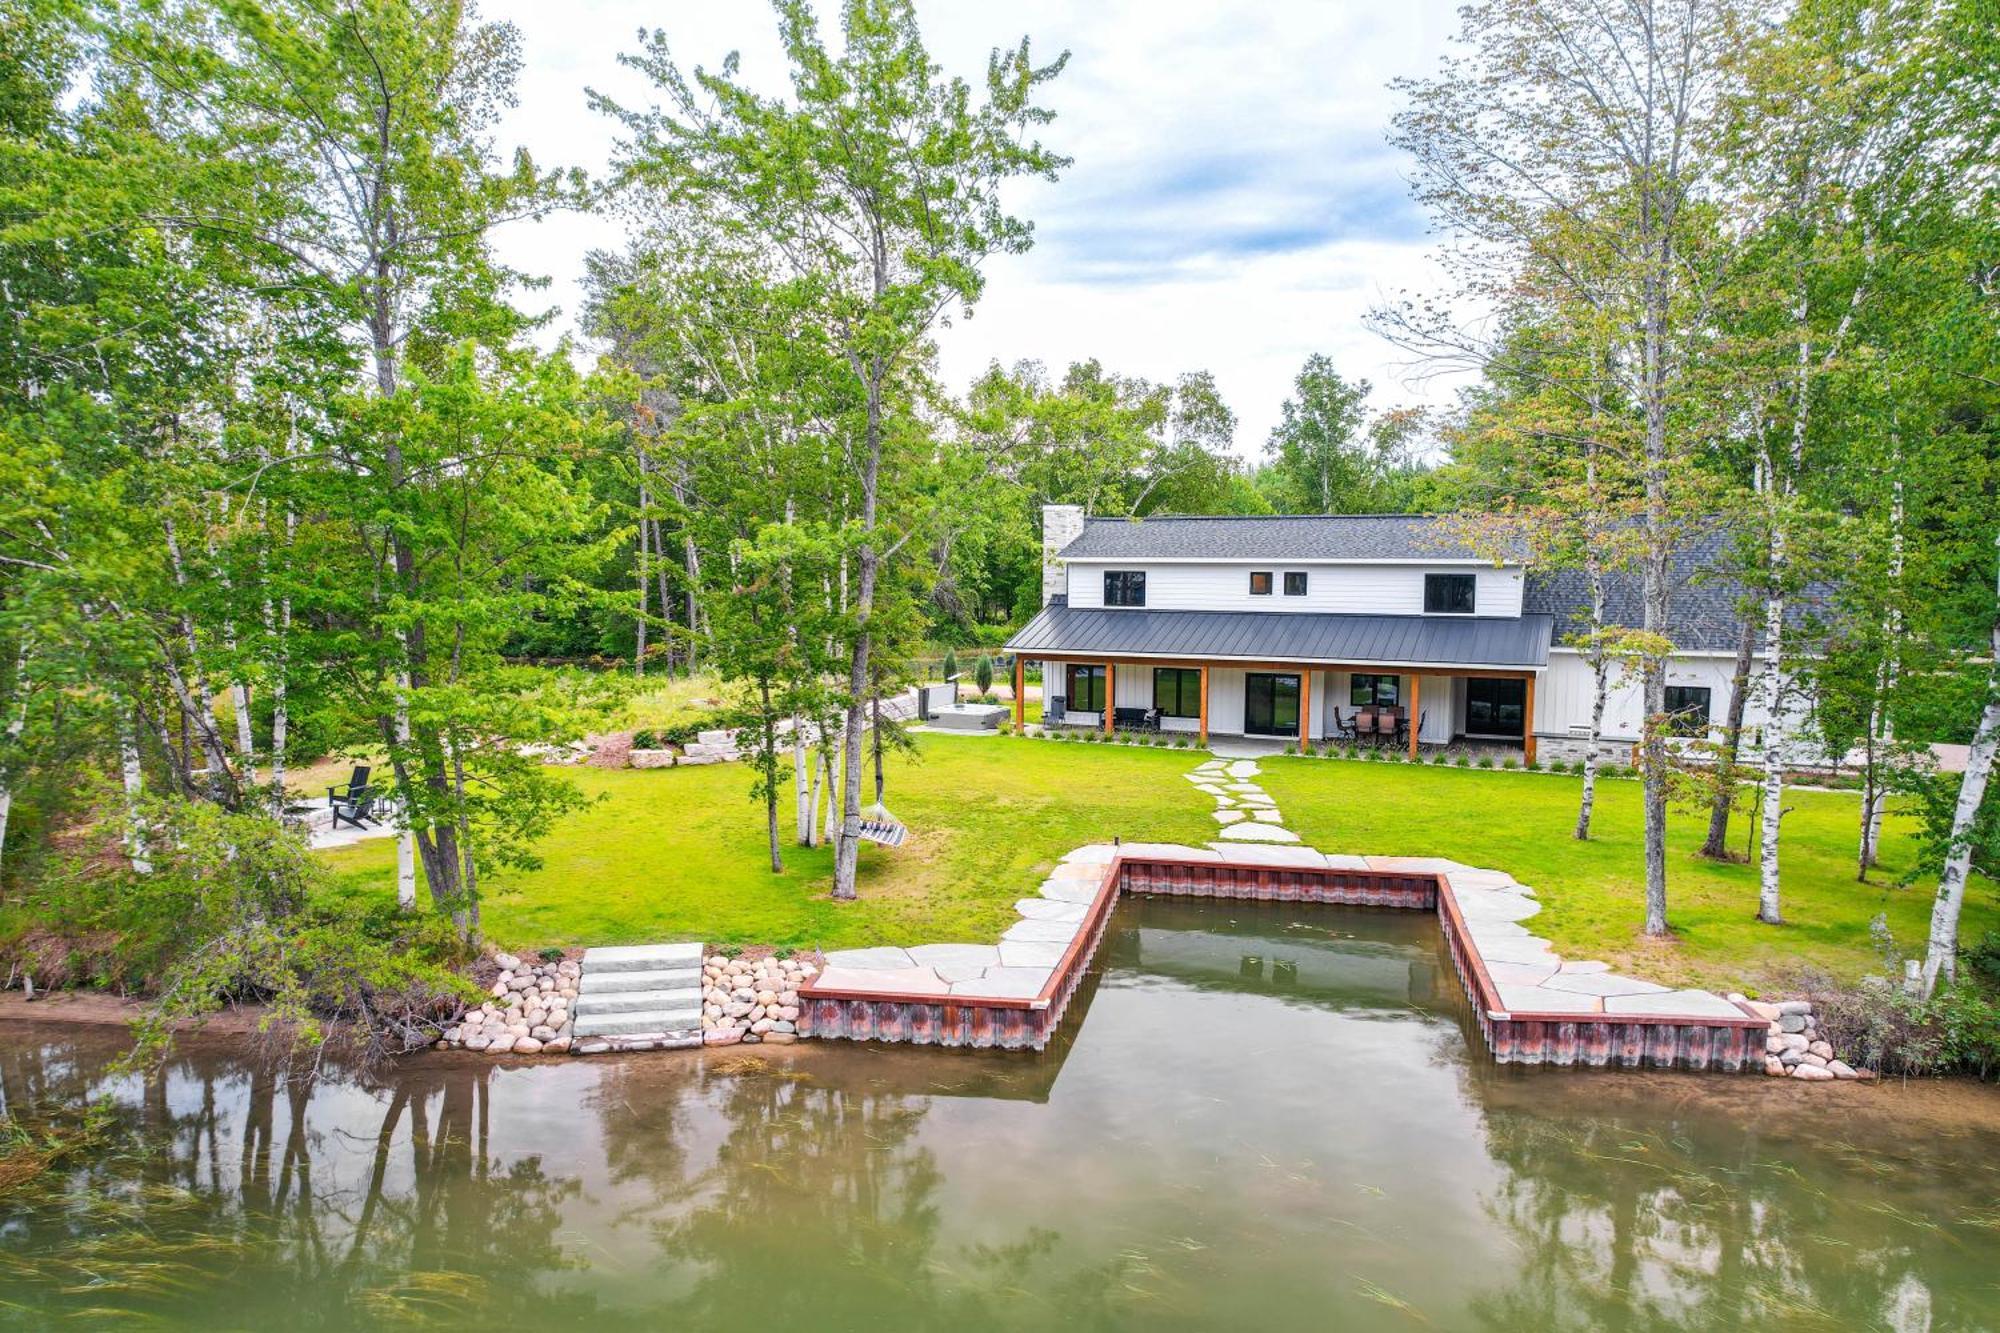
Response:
[1066,664,1106,713]
[1424,572,1477,614]
[1349,673,1401,707]
[1249,570,1273,596]
[1103,570,1146,607]
[1664,685,1713,736]
[1154,667,1201,718]
[1283,571,1308,596]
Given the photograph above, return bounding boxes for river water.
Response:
[2,898,1997,1330]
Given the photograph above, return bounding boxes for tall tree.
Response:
[606,0,1068,899]
[1382,0,1741,936]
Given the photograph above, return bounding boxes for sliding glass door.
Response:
[1464,678,1525,738]
[1243,673,1301,737]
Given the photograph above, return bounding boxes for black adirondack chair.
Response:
[328,765,378,830]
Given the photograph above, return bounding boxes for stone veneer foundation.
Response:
[799,847,1770,1071]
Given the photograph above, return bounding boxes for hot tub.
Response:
[927,702,1008,731]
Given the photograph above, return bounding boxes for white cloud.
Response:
[482,0,1472,462]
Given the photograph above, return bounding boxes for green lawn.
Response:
[318,734,1217,953]
[316,733,1997,994]
[1259,753,1999,993]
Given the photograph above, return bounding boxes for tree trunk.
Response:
[872,694,885,806]
[762,680,782,874]
[395,669,416,912]
[1702,614,1757,859]
[832,369,885,902]
[1921,538,2000,996]
[0,643,26,880]
[261,510,294,819]
[1574,519,1608,840]
[634,471,651,677]
[793,714,812,846]
[120,706,151,874]
[162,518,236,801]
[1757,477,1790,924]
[1861,470,1905,874]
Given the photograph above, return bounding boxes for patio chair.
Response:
[1334,708,1360,741]
[326,765,370,810]
[1044,696,1066,725]
[329,780,380,831]
[1114,706,1158,732]
[1354,707,1377,742]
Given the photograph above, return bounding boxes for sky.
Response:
[482,0,1470,459]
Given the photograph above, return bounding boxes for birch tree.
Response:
[1382,0,1739,934]
[607,0,1069,899]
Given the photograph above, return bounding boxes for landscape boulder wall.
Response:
[438,953,581,1055]
[1739,996,1869,1080]
[697,952,816,1046]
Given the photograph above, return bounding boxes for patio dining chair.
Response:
[1334,708,1359,741]
[1354,707,1379,742]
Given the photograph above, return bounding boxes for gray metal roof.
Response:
[1004,604,1553,669]
[1059,514,1523,562]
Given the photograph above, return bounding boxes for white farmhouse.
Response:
[1005,506,1790,762]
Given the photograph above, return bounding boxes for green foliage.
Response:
[1893,765,2000,884]
[3,800,474,1062]
[633,722,704,750]
[974,654,994,695]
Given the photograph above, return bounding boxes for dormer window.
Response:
[1103,570,1146,607]
[1424,573,1476,614]
[1283,571,1308,596]
[1249,571,1274,596]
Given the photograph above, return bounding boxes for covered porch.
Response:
[1012,656,1541,764]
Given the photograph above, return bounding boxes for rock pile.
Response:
[700,952,816,1046]
[439,953,580,1055]
[1736,995,1870,1081]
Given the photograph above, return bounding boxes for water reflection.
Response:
[0,900,1995,1330]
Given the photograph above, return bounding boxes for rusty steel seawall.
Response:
[798,854,1768,1070]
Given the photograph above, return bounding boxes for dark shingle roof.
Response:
[1004,605,1553,669]
[1058,514,1523,562]
[1521,529,1763,654]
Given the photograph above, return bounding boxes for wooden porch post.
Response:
[1299,669,1312,752]
[1199,665,1209,745]
[1013,655,1025,732]
[1104,662,1116,736]
[1523,673,1537,766]
[1408,673,1422,761]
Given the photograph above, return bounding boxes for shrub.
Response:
[634,720,702,750]
[538,945,565,962]
[1477,755,1496,769]
[1502,756,1520,770]
[941,647,959,681]
[3,799,476,1064]
[1282,743,1297,755]
[975,654,994,695]
[1808,974,2000,1080]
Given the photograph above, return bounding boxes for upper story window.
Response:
[1424,573,1477,614]
[1663,685,1713,736]
[1103,570,1146,607]
[1283,571,1308,596]
[1249,571,1274,596]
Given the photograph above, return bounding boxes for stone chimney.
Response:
[1041,504,1085,605]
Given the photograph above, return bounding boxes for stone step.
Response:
[572,1005,703,1037]
[579,966,702,994]
[581,942,703,973]
[574,988,702,1016]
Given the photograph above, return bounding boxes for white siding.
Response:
[1064,560,1525,618]
[1537,650,1816,753]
